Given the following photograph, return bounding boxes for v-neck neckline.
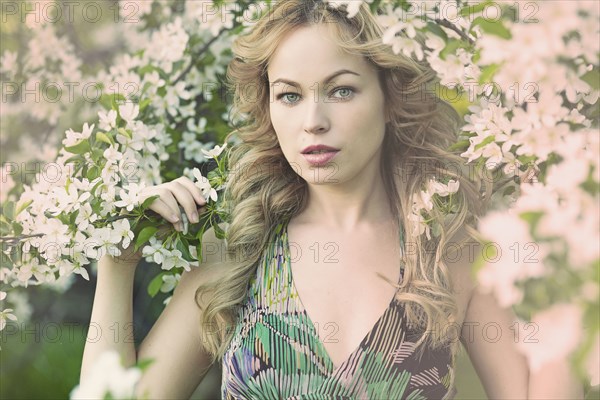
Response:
[279,218,405,373]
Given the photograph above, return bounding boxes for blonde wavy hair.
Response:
[195,0,493,366]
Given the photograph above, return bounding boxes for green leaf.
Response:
[140,194,160,210]
[135,357,155,372]
[196,243,203,264]
[447,139,470,152]
[87,166,100,180]
[517,154,537,165]
[63,154,83,166]
[139,98,152,112]
[213,222,225,239]
[99,93,126,111]
[138,65,159,76]
[0,251,11,267]
[3,201,15,221]
[581,69,600,91]
[580,174,600,196]
[207,169,220,181]
[11,221,23,236]
[64,140,91,155]
[440,40,464,60]
[518,211,544,233]
[472,16,511,39]
[96,131,114,145]
[437,85,472,117]
[135,226,158,252]
[431,222,442,238]
[175,237,193,261]
[503,185,516,196]
[478,63,500,84]
[15,199,33,216]
[148,272,166,297]
[460,0,493,17]
[91,178,105,195]
[425,21,448,41]
[90,148,105,161]
[474,135,495,150]
[117,127,132,139]
[0,220,11,235]
[69,210,78,225]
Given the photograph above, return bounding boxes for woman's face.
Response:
[267,24,388,185]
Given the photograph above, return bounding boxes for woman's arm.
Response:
[446,228,529,398]
[80,254,138,379]
[80,226,225,399]
[79,176,220,398]
[133,231,223,399]
[450,232,585,399]
[460,286,529,399]
[460,285,585,399]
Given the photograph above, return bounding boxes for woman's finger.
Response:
[175,176,206,206]
[168,181,201,224]
[146,189,182,229]
[149,197,181,224]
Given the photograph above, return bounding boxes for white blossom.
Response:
[62,123,94,148]
[98,109,117,131]
[142,237,169,265]
[112,219,135,249]
[70,350,141,400]
[516,304,583,373]
[0,309,17,331]
[192,168,218,202]
[160,273,181,293]
[114,182,147,212]
[477,210,548,307]
[187,1,236,35]
[324,0,372,19]
[75,203,97,231]
[0,50,17,76]
[144,17,189,73]
[118,102,140,125]
[162,250,190,272]
[201,142,228,159]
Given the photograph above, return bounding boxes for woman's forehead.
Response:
[266,25,368,81]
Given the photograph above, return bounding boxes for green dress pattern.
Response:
[221,219,457,399]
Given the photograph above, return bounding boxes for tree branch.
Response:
[173,26,231,85]
[434,19,475,46]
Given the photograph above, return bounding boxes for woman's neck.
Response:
[296,171,395,232]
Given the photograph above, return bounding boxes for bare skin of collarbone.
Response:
[286,217,473,369]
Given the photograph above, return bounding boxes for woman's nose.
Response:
[302,99,330,134]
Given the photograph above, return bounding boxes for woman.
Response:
[80,1,583,399]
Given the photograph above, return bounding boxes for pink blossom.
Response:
[516,304,583,373]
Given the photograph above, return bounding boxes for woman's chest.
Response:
[287,225,404,368]
[286,223,475,364]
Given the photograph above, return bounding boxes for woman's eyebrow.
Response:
[269,69,360,88]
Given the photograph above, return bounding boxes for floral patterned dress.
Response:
[221,219,457,399]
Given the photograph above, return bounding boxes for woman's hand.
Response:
[140,176,208,232]
[111,176,208,266]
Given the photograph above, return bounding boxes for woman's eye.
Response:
[332,87,354,99]
[276,87,355,106]
[277,92,301,105]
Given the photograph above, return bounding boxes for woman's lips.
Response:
[302,150,339,166]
